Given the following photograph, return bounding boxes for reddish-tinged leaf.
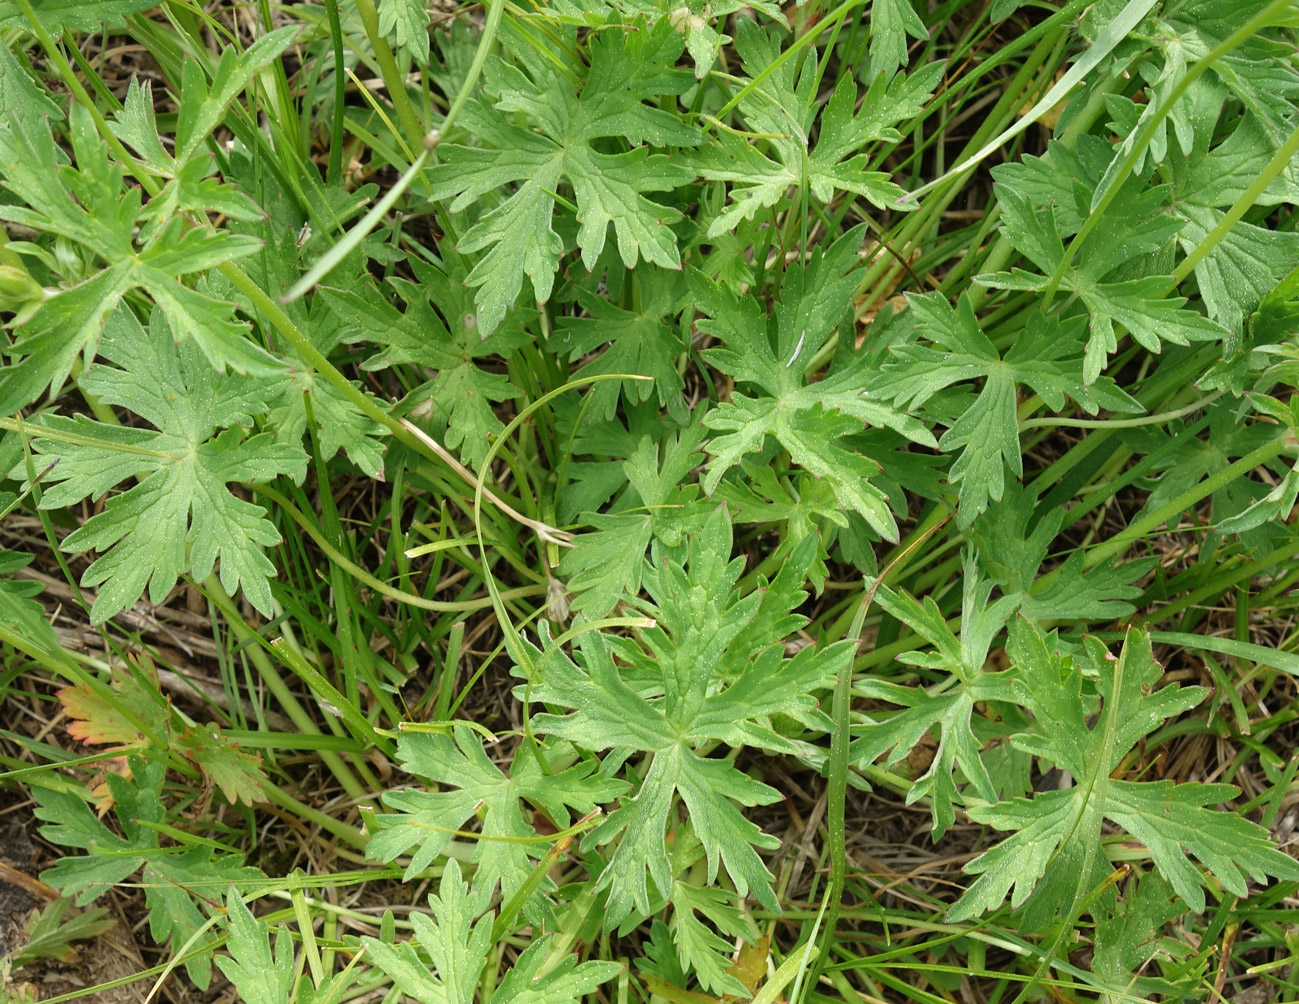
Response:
[58,656,169,748]
[641,974,719,1004]
[176,724,267,806]
[724,935,769,999]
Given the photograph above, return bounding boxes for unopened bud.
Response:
[0,264,42,303]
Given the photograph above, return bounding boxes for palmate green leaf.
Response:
[19,308,305,624]
[173,28,300,165]
[110,77,174,174]
[429,17,700,334]
[949,622,1299,925]
[1091,871,1193,1001]
[0,105,134,257]
[0,550,58,652]
[327,246,528,472]
[636,920,690,989]
[112,78,271,237]
[1095,45,1218,183]
[32,757,261,988]
[110,29,299,185]
[492,940,624,1004]
[534,507,852,927]
[421,362,519,472]
[245,228,389,478]
[0,106,133,411]
[363,860,621,1004]
[588,743,780,927]
[708,401,901,537]
[868,0,930,78]
[713,463,845,592]
[378,0,430,63]
[985,134,1110,238]
[692,21,937,236]
[216,891,295,1004]
[692,228,935,541]
[875,293,1139,525]
[971,484,1154,621]
[989,0,1029,18]
[28,785,139,904]
[1020,552,1155,622]
[137,224,274,373]
[1001,91,1298,342]
[654,824,761,997]
[669,884,748,996]
[1201,36,1299,155]
[366,728,625,924]
[1176,207,1299,337]
[850,548,1020,838]
[851,59,947,145]
[4,48,292,376]
[0,0,156,31]
[986,127,1231,374]
[13,898,115,967]
[0,43,62,132]
[1106,3,1299,176]
[1162,108,1299,213]
[544,0,780,77]
[1163,110,1299,332]
[1125,402,1284,534]
[558,420,707,618]
[269,365,389,480]
[364,860,489,1004]
[554,399,669,520]
[142,849,265,989]
[981,188,1227,383]
[0,107,274,413]
[554,265,689,422]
